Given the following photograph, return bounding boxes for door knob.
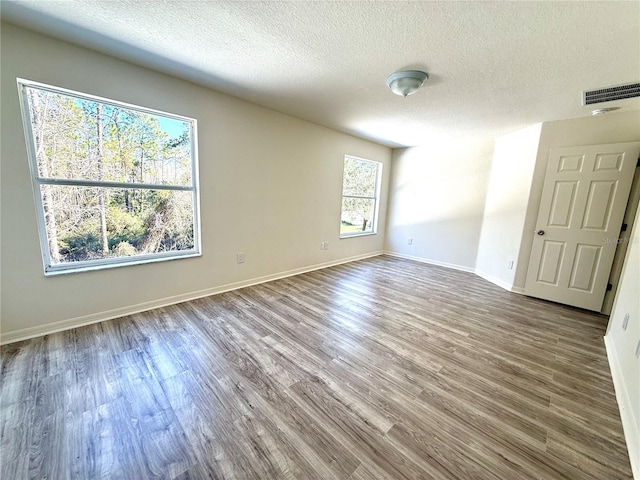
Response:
[537,230,545,236]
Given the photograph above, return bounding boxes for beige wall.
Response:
[475,124,542,289]
[606,201,640,478]
[513,111,640,289]
[384,139,493,270]
[0,23,391,341]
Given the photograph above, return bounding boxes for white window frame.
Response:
[340,155,382,238]
[17,78,202,275]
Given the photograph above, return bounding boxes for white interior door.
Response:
[524,142,640,311]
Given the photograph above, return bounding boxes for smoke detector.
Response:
[591,107,620,116]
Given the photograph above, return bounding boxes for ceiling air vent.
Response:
[583,82,640,105]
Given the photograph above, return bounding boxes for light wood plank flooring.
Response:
[0,256,632,479]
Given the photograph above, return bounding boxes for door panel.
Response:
[548,181,577,227]
[594,153,623,171]
[524,142,640,311]
[568,244,601,292]
[582,181,616,230]
[558,155,584,172]
[537,241,565,285]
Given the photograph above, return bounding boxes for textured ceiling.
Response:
[2,1,639,148]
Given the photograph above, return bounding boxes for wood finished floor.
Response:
[0,256,632,479]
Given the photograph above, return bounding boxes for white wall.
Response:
[513,112,640,289]
[475,124,541,289]
[384,139,493,271]
[605,201,640,479]
[385,113,640,281]
[0,23,391,342]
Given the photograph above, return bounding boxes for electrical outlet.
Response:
[622,313,630,330]
[237,253,245,264]
[408,237,413,245]
[320,241,329,250]
[507,260,514,270]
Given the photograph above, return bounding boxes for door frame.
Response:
[603,164,640,316]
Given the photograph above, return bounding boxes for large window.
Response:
[340,155,382,237]
[18,79,200,275]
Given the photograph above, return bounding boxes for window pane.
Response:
[40,185,195,264]
[342,157,378,197]
[24,86,192,186]
[340,197,375,235]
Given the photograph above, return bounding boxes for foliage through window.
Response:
[18,79,200,274]
[340,156,382,237]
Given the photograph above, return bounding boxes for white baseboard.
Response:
[386,253,528,296]
[1,251,383,345]
[474,269,514,291]
[473,269,525,296]
[604,335,640,479]
[383,251,475,273]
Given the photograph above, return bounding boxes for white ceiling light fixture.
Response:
[386,70,428,97]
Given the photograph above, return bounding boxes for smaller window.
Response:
[340,155,382,237]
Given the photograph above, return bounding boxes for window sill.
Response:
[44,251,201,276]
[340,232,377,239]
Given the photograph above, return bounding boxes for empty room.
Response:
[1,1,639,479]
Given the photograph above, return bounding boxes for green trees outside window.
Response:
[18,80,200,274]
[340,156,382,237]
